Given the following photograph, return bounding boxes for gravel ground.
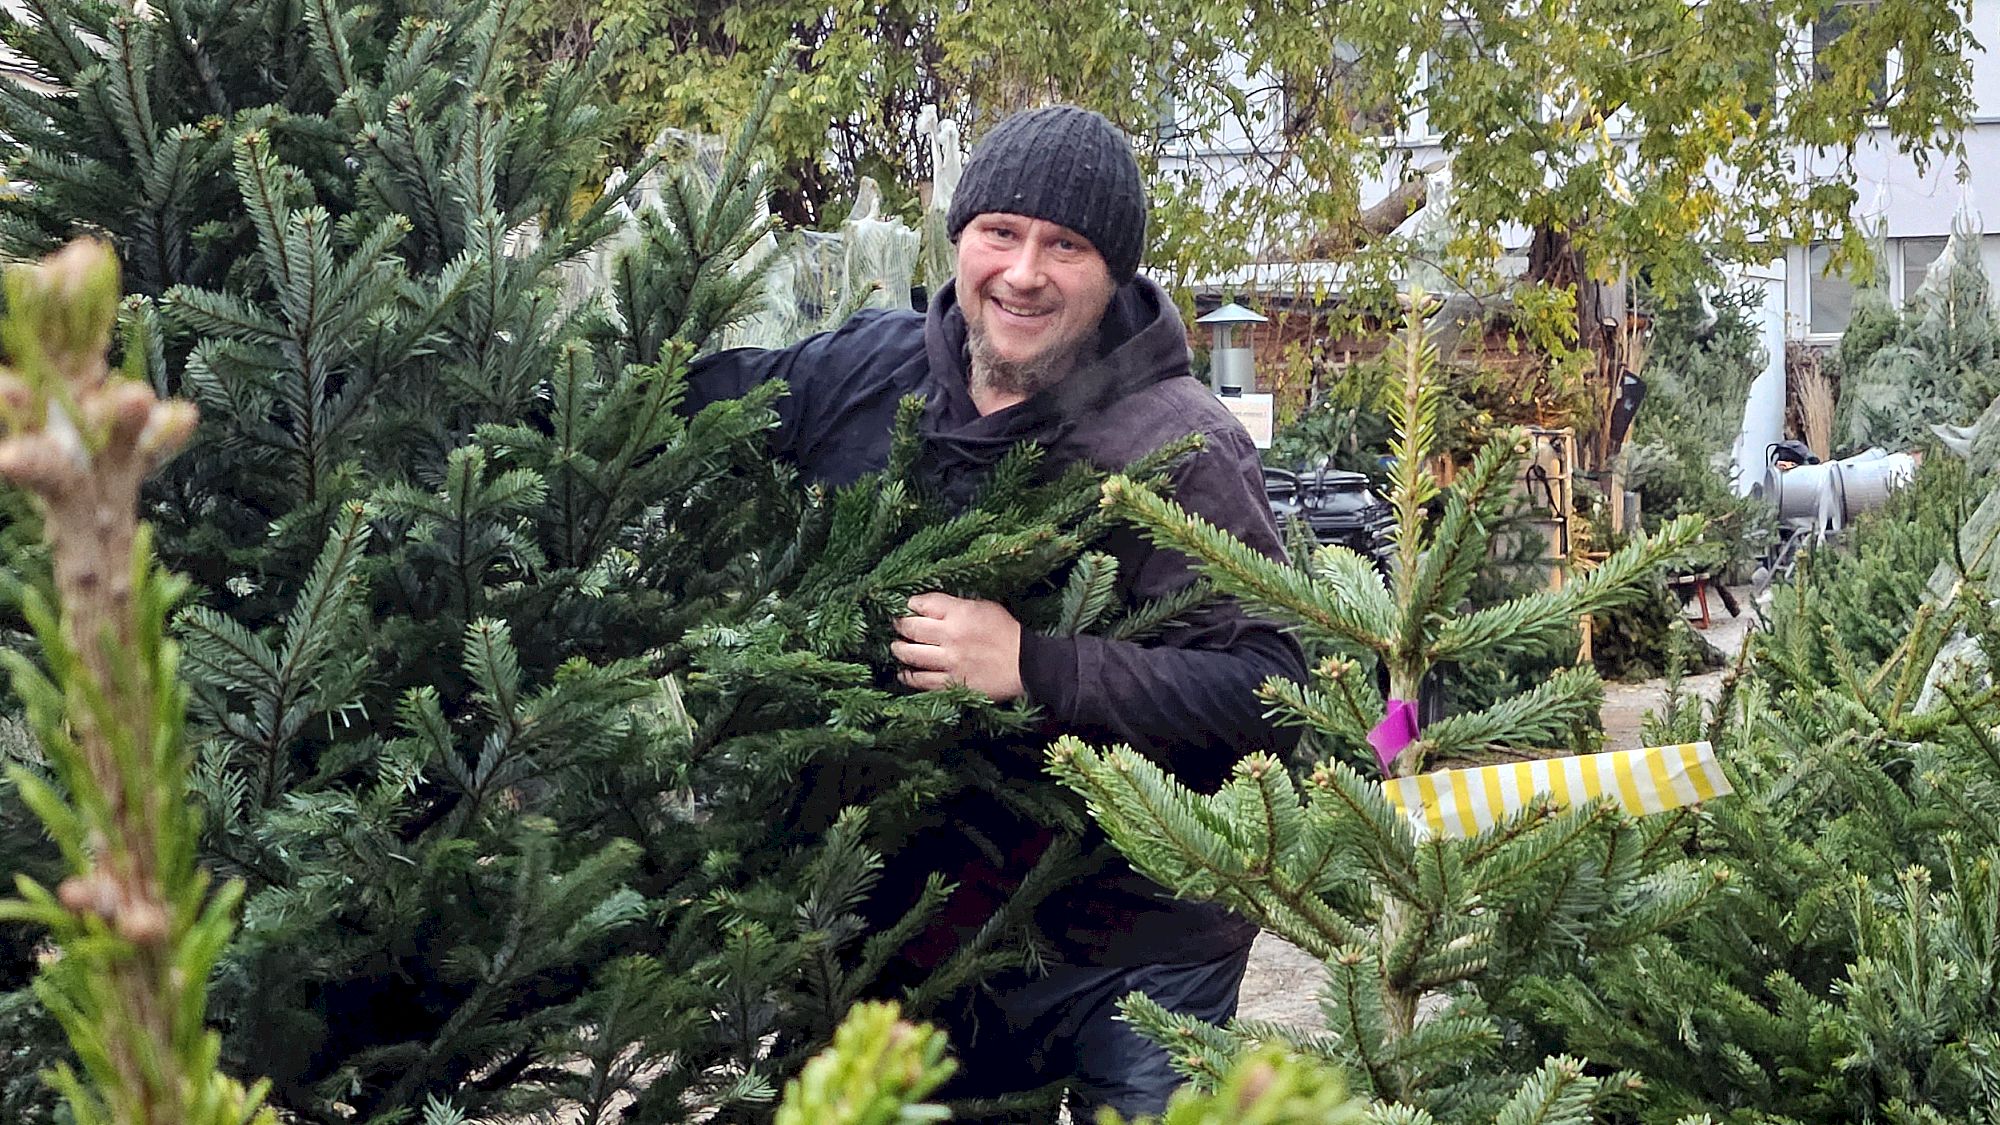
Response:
[1234,931,1326,1030]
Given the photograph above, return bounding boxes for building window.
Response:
[1283,43,1395,140]
[1898,236,1948,301]
[1409,21,1481,140]
[1813,1,1891,105]
[1808,242,1855,335]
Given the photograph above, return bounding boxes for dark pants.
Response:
[932,945,1253,1121]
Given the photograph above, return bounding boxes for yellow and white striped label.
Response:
[1382,742,1732,839]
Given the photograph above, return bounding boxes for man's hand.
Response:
[891,593,1025,701]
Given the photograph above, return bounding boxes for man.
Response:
[685,105,1303,1118]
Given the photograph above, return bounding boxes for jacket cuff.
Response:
[1018,630,1080,722]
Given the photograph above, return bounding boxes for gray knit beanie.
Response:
[946,105,1147,283]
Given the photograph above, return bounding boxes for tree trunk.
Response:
[1300,172,1434,258]
[1527,224,1628,472]
[1422,290,1484,362]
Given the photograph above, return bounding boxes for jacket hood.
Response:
[918,275,1191,505]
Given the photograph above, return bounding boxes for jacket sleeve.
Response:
[681,309,924,467]
[681,343,809,458]
[1016,426,1307,792]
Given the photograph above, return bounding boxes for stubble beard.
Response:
[966,317,1091,400]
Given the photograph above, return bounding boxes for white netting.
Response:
[1846,203,1995,453]
[565,109,968,351]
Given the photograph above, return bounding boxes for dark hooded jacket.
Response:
[685,276,1304,966]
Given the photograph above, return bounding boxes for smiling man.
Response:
[684,105,1303,1119]
[954,209,1117,409]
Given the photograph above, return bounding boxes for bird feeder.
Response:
[1196,301,1274,447]
[1196,301,1268,397]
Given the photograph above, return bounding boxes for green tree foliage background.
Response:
[510,0,1975,303]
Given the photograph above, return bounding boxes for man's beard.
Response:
[967,318,1092,399]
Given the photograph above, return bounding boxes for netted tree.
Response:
[1839,214,2000,454]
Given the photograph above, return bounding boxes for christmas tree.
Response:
[1049,306,1718,1120]
[1529,458,2000,1122]
[1839,212,2000,454]
[0,1,780,1116]
[0,240,275,1125]
[1101,304,1703,777]
[0,2,1209,1119]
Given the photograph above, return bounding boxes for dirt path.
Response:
[1235,587,1763,1031]
[1599,585,1760,748]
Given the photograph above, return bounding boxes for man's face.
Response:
[956,213,1118,398]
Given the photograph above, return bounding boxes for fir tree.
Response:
[1102,301,1704,776]
[1908,216,2000,412]
[1759,456,1972,692]
[0,241,273,1125]
[1046,304,1715,1121]
[0,4,1223,1119]
[1523,460,2000,1122]
[1621,283,1774,579]
[0,0,329,294]
[0,1,794,1118]
[1839,214,2000,454]
[600,412,1209,1123]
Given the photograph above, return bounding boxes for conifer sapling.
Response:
[0,240,272,1125]
[1051,298,1721,1118]
[1097,297,1704,777]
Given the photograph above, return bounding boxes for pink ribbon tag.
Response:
[1368,698,1420,773]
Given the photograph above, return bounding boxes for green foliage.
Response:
[1594,285,1772,680]
[1624,284,1776,576]
[504,0,1972,315]
[1839,287,1907,378]
[0,242,271,1125]
[0,986,65,1125]
[0,5,681,1119]
[1103,302,1700,772]
[0,7,1219,1119]
[769,1012,1372,1125]
[582,418,1204,1124]
[1512,456,2000,1122]
[509,1,1219,239]
[1761,456,1973,692]
[1563,725,1996,1122]
[0,719,61,1124]
[0,20,800,1114]
[1050,737,1723,1119]
[771,1001,955,1125]
[1267,352,1396,477]
[1,1,1983,1121]
[1051,302,1716,1121]
[1105,1044,1370,1124]
[1586,574,1723,683]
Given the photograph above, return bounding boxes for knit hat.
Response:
[946,105,1147,283]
